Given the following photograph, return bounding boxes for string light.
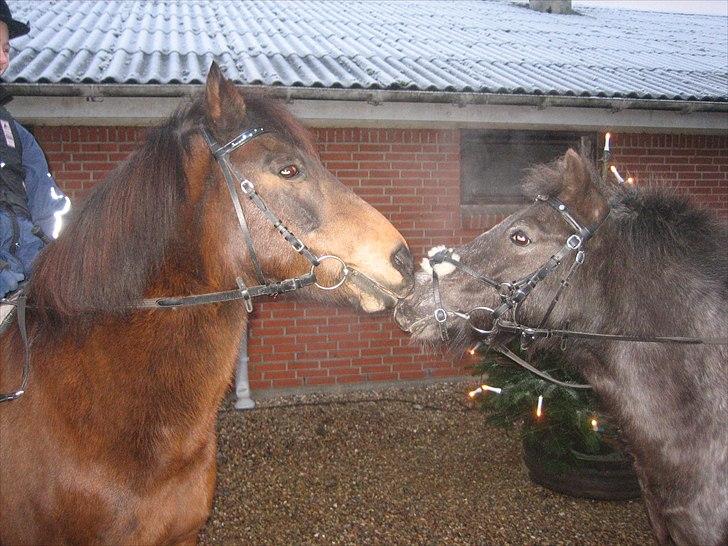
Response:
[468,384,503,398]
[601,132,612,179]
[626,176,635,185]
[590,418,599,432]
[467,341,484,355]
[609,165,625,184]
[535,395,544,418]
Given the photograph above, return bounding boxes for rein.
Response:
[0,124,350,403]
[423,195,728,390]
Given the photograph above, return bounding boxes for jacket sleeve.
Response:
[14,122,70,238]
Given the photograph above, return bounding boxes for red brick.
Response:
[270,379,304,389]
[304,376,337,386]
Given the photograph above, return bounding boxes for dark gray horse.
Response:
[395,150,728,546]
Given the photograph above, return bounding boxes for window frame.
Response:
[460,129,597,214]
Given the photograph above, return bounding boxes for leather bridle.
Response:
[0,125,351,403]
[138,126,351,311]
[427,195,600,343]
[418,195,727,390]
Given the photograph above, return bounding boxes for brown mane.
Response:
[521,152,727,271]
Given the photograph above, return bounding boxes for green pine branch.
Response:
[473,345,617,470]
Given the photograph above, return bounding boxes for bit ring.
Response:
[312,255,350,290]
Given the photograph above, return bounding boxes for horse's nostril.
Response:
[391,244,414,278]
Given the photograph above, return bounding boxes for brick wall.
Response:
[610,133,728,216]
[32,125,728,390]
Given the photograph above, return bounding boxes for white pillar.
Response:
[234,324,255,410]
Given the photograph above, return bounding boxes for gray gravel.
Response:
[200,381,654,545]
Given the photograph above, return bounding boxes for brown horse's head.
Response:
[196,64,413,311]
[31,64,413,320]
[394,150,609,348]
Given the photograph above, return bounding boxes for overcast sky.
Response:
[572,0,728,16]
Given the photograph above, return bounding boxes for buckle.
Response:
[434,308,448,323]
[236,277,254,313]
[240,179,255,194]
[567,234,582,250]
[278,279,299,293]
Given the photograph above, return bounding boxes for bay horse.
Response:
[394,150,727,545]
[0,63,413,545]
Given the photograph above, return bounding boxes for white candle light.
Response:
[468,384,502,398]
[604,132,611,152]
[610,165,625,184]
[536,395,544,418]
[468,387,483,398]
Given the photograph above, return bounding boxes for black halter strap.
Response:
[203,127,268,284]
[490,196,600,321]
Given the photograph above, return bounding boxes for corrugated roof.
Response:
[5,0,727,101]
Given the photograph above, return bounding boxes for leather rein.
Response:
[0,125,350,403]
[423,195,728,390]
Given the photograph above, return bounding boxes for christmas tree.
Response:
[472,346,623,475]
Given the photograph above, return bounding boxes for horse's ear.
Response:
[561,149,608,224]
[562,149,590,195]
[205,62,247,129]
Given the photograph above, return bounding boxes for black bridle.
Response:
[422,195,728,390]
[428,195,599,341]
[0,125,350,403]
[137,126,350,311]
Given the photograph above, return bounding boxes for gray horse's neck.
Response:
[552,220,728,545]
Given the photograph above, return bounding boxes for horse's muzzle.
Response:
[393,298,419,332]
[390,244,415,297]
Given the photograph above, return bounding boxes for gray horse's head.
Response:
[394,150,609,350]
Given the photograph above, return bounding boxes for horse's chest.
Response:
[123,461,215,545]
[48,442,215,545]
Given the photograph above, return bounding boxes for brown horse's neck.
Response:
[31,194,250,467]
[33,302,246,467]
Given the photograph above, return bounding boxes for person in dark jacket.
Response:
[0,0,69,298]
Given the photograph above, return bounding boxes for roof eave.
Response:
[6,83,728,113]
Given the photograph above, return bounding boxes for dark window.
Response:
[461,130,595,206]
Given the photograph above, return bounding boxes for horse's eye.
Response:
[278,165,300,179]
[510,230,531,246]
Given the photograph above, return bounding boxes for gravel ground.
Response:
[200,381,654,545]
